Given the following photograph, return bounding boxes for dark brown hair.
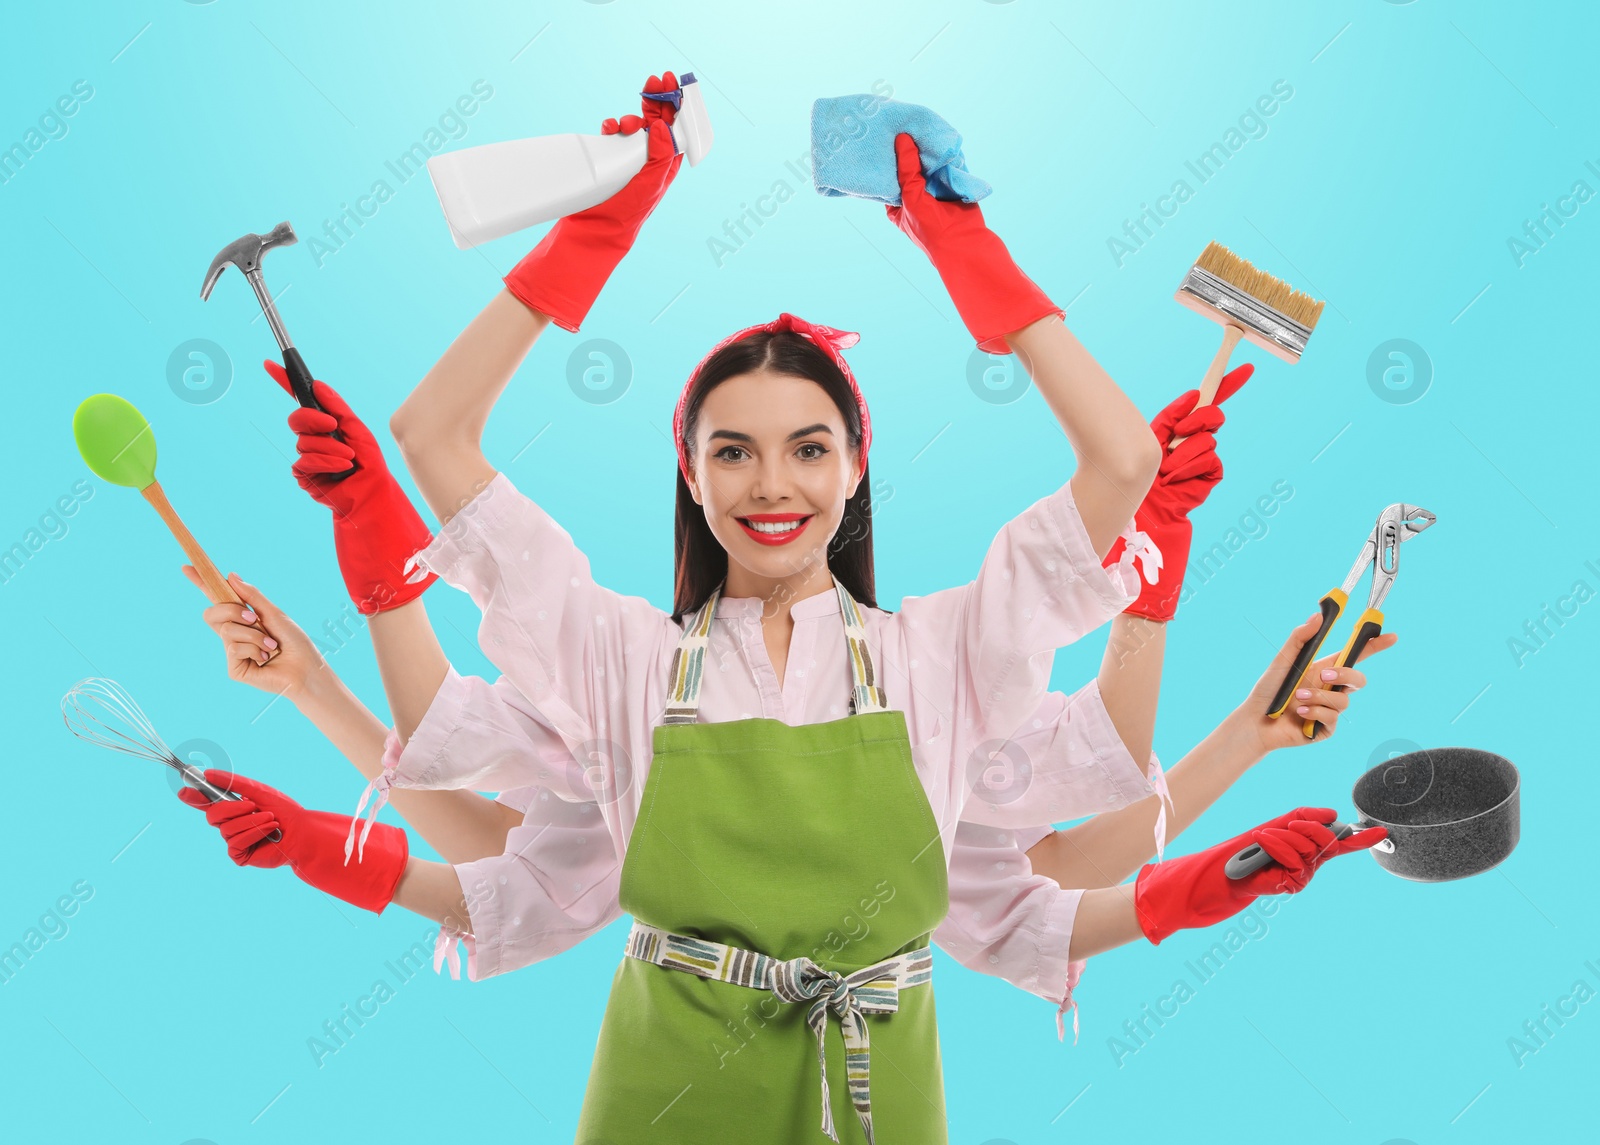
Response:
[672,330,877,621]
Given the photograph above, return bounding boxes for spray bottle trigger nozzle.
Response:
[641,86,684,112]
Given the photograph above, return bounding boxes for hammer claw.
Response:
[200,221,299,299]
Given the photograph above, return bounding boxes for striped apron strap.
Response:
[661,577,889,725]
[661,584,720,726]
[626,920,932,1145]
[833,578,887,715]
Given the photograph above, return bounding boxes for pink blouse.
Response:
[361,470,1168,1036]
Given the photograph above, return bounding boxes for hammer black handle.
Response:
[282,348,356,482]
[281,346,318,408]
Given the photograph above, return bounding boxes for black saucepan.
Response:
[1225,747,1520,882]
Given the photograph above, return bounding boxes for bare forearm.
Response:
[391,856,474,930]
[294,669,522,864]
[1008,314,1160,555]
[294,666,390,780]
[367,598,451,744]
[1066,885,1145,960]
[393,289,548,450]
[1028,715,1264,889]
[391,291,550,524]
[1097,614,1166,769]
[387,791,522,864]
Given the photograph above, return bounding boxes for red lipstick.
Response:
[737,513,812,546]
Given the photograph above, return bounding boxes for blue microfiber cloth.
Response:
[810,95,992,206]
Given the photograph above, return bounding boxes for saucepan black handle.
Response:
[1224,820,1356,880]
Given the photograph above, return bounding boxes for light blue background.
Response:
[2,1,1595,1141]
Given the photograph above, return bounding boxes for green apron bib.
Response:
[574,578,951,1145]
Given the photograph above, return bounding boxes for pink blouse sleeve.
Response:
[386,668,576,795]
[342,659,624,982]
[935,820,1089,1043]
[404,470,675,752]
[889,483,1143,793]
[1011,823,1054,852]
[496,787,538,813]
[933,680,1178,1041]
[343,667,596,860]
[953,480,1141,740]
[445,798,622,981]
[960,680,1170,859]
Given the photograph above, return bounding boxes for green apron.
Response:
[574,578,951,1145]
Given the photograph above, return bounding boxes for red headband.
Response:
[672,312,871,486]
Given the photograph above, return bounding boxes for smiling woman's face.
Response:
[686,368,860,590]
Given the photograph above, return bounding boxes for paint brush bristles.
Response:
[1193,241,1325,330]
[1174,240,1326,365]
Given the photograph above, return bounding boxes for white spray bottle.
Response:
[426,73,713,249]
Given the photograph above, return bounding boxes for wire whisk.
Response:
[61,677,281,841]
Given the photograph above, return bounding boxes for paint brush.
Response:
[1170,241,1326,447]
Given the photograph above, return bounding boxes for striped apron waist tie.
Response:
[625,919,932,1145]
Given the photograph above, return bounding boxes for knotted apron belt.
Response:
[626,919,932,1145]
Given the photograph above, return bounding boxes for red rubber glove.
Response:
[504,71,684,332]
[884,133,1061,354]
[1104,363,1253,621]
[177,768,408,914]
[265,361,437,616]
[1133,805,1386,945]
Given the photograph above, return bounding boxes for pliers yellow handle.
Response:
[1266,597,1386,740]
[1265,588,1348,723]
[1305,607,1387,739]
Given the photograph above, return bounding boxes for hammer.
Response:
[201,222,354,480]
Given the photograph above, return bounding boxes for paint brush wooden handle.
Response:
[1169,323,1245,451]
[141,481,281,662]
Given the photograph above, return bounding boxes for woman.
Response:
[181,74,1386,1143]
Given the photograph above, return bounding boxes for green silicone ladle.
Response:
[71,394,269,636]
[73,394,158,489]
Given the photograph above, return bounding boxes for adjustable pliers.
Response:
[1267,503,1436,740]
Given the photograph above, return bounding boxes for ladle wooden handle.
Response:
[142,480,281,663]
[1170,323,1245,451]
